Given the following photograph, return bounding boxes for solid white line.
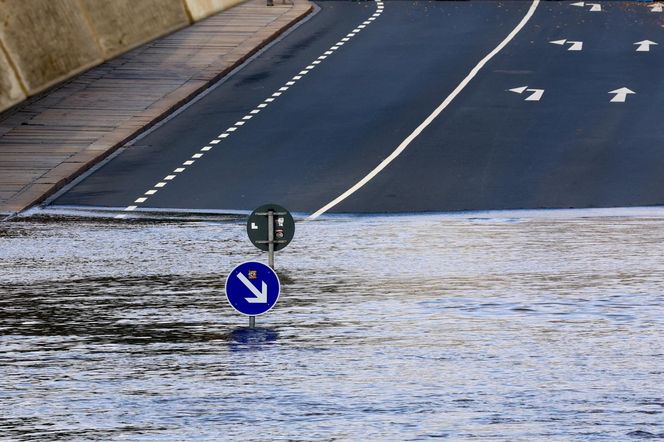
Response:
[307,0,541,220]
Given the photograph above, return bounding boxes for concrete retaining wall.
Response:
[0,0,246,113]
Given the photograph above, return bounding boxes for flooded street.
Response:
[1,211,663,440]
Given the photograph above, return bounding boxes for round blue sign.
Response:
[225,261,280,316]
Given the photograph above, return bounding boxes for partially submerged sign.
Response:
[246,203,295,252]
[225,261,280,316]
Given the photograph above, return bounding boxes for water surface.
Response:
[1,210,662,440]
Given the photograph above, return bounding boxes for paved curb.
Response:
[0,0,313,217]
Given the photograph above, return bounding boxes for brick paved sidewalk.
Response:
[0,0,312,215]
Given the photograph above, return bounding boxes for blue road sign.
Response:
[225,261,280,316]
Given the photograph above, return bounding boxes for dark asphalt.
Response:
[52,1,664,215]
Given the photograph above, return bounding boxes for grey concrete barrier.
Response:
[0,0,246,113]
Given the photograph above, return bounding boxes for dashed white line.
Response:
[307,0,539,220]
[118,0,385,215]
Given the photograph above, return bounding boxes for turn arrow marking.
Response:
[509,86,544,101]
[609,87,635,103]
[571,2,601,11]
[237,272,268,303]
[634,40,658,52]
[550,39,583,51]
[649,3,663,13]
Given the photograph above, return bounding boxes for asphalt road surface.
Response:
[52,0,664,216]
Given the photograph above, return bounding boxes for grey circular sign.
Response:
[246,204,295,252]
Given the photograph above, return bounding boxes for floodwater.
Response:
[0,209,662,441]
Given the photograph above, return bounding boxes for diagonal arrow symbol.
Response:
[571,2,601,11]
[237,272,268,303]
[550,39,583,51]
[509,86,544,101]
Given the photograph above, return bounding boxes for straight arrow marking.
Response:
[609,87,636,103]
[588,3,601,11]
[237,273,268,303]
[635,40,658,52]
[568,41,583,51]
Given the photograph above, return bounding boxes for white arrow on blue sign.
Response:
[225,261,280,316]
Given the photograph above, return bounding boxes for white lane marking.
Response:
[650,3,663,13]
[119,1,385,214]
[125,206,137,211]
[307,0,540,220]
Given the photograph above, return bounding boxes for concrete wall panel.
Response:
[79,0,190,58]
[0,46,26,111]
[0,0,101,94]
[185,0,245,21]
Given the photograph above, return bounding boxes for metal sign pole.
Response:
[268,209,275,269]
[249,316,256,328]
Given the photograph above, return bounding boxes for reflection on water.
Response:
[0,211,663,440]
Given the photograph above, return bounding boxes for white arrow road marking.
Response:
[509,86,544,101]
[609,87,636,103]
[509,86,528,94]
[635,40,658,52]
[650,3,663,13]
[571,2,601,11]
[549,39,583,51]
[237,273,268,303]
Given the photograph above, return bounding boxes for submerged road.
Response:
[52,0,664,216]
